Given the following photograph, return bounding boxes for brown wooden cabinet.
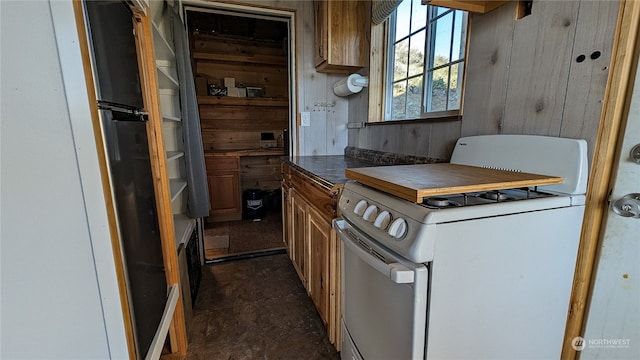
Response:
[281,162,341,349]
[206,155,242,222]
[308,205,331,328]
[314,0,368,74]
[290,188,309,287]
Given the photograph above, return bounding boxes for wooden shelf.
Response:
[167,151,185,161]
[152,21,175,61]
[425,0,508,13]
[169,178,188,202]
[197,96,288,107]
[192,52,286,66]
[205,148,285,157]
[173,214,196,248]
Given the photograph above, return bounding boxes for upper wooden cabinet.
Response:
[314,0,368,74]
[425,0,509,13]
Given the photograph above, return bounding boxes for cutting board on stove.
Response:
[345,163,563,203]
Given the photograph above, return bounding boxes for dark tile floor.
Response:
[185,254,340,360]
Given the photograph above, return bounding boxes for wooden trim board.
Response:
[132,11,188,356]
[424,0,509,14]
[345,163,563,203]
[561,1,640,358]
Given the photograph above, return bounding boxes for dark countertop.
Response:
[282,155,375,187]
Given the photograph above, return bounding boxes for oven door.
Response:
[334,219,428,360]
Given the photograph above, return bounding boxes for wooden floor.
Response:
[204,211,285,260]
[184,254,340,359]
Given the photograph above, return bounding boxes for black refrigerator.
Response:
[84,1,167,358]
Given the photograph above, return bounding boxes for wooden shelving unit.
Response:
[197,95,288,107]
[192,51,286,66]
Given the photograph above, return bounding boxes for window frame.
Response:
[383,2,469,122]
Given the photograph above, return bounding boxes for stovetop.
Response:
[338,181,579,263]
[337,135,589,263]
[420,187,556,209]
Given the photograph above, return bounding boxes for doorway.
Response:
[183,5,294,261]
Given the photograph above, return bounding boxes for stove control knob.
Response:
[388,218,408,239]
[353,200,368,216]
[374,211,392,229]
[363,205,379,222]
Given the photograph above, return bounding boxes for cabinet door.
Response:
[282,182,292,254]
[206,156,241,222]
[314,0,328,67]
[290,190,308,287]
[308,205,330,327]
[314,0,368,73]
[207,172,241,216]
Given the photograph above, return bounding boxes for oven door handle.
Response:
[334,219,415,284]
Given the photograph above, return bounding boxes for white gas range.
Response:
[334,135,588,360]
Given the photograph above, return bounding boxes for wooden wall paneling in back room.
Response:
[240,156,282,191]
[198,94,287,151]
[460,2,516,136]
[199,105,289,131]
[196,61,289,98]
[501,0,580,135]
[192,33,284,57]
[200,130,280,152]
[559,0,619,162]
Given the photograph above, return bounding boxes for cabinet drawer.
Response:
[206,156,239,172]
[289,169,336,222]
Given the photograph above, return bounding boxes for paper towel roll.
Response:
[333,74,368,97]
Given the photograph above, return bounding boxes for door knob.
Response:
[631,144,640,164]
[612,193,640,218]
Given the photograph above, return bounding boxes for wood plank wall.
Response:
[348,0,620,165]
[189,0,355,156]
[192,31,289,151]
[199,104,288,151]
[193,33,289,98]
[240,156,282,191]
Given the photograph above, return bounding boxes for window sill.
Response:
[367,114,461,126]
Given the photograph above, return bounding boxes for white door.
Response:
[580,52,640,358]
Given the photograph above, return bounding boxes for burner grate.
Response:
[421,187,556,209]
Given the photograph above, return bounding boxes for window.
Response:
[386,0,468,121]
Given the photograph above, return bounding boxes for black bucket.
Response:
[243,189,265,220]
